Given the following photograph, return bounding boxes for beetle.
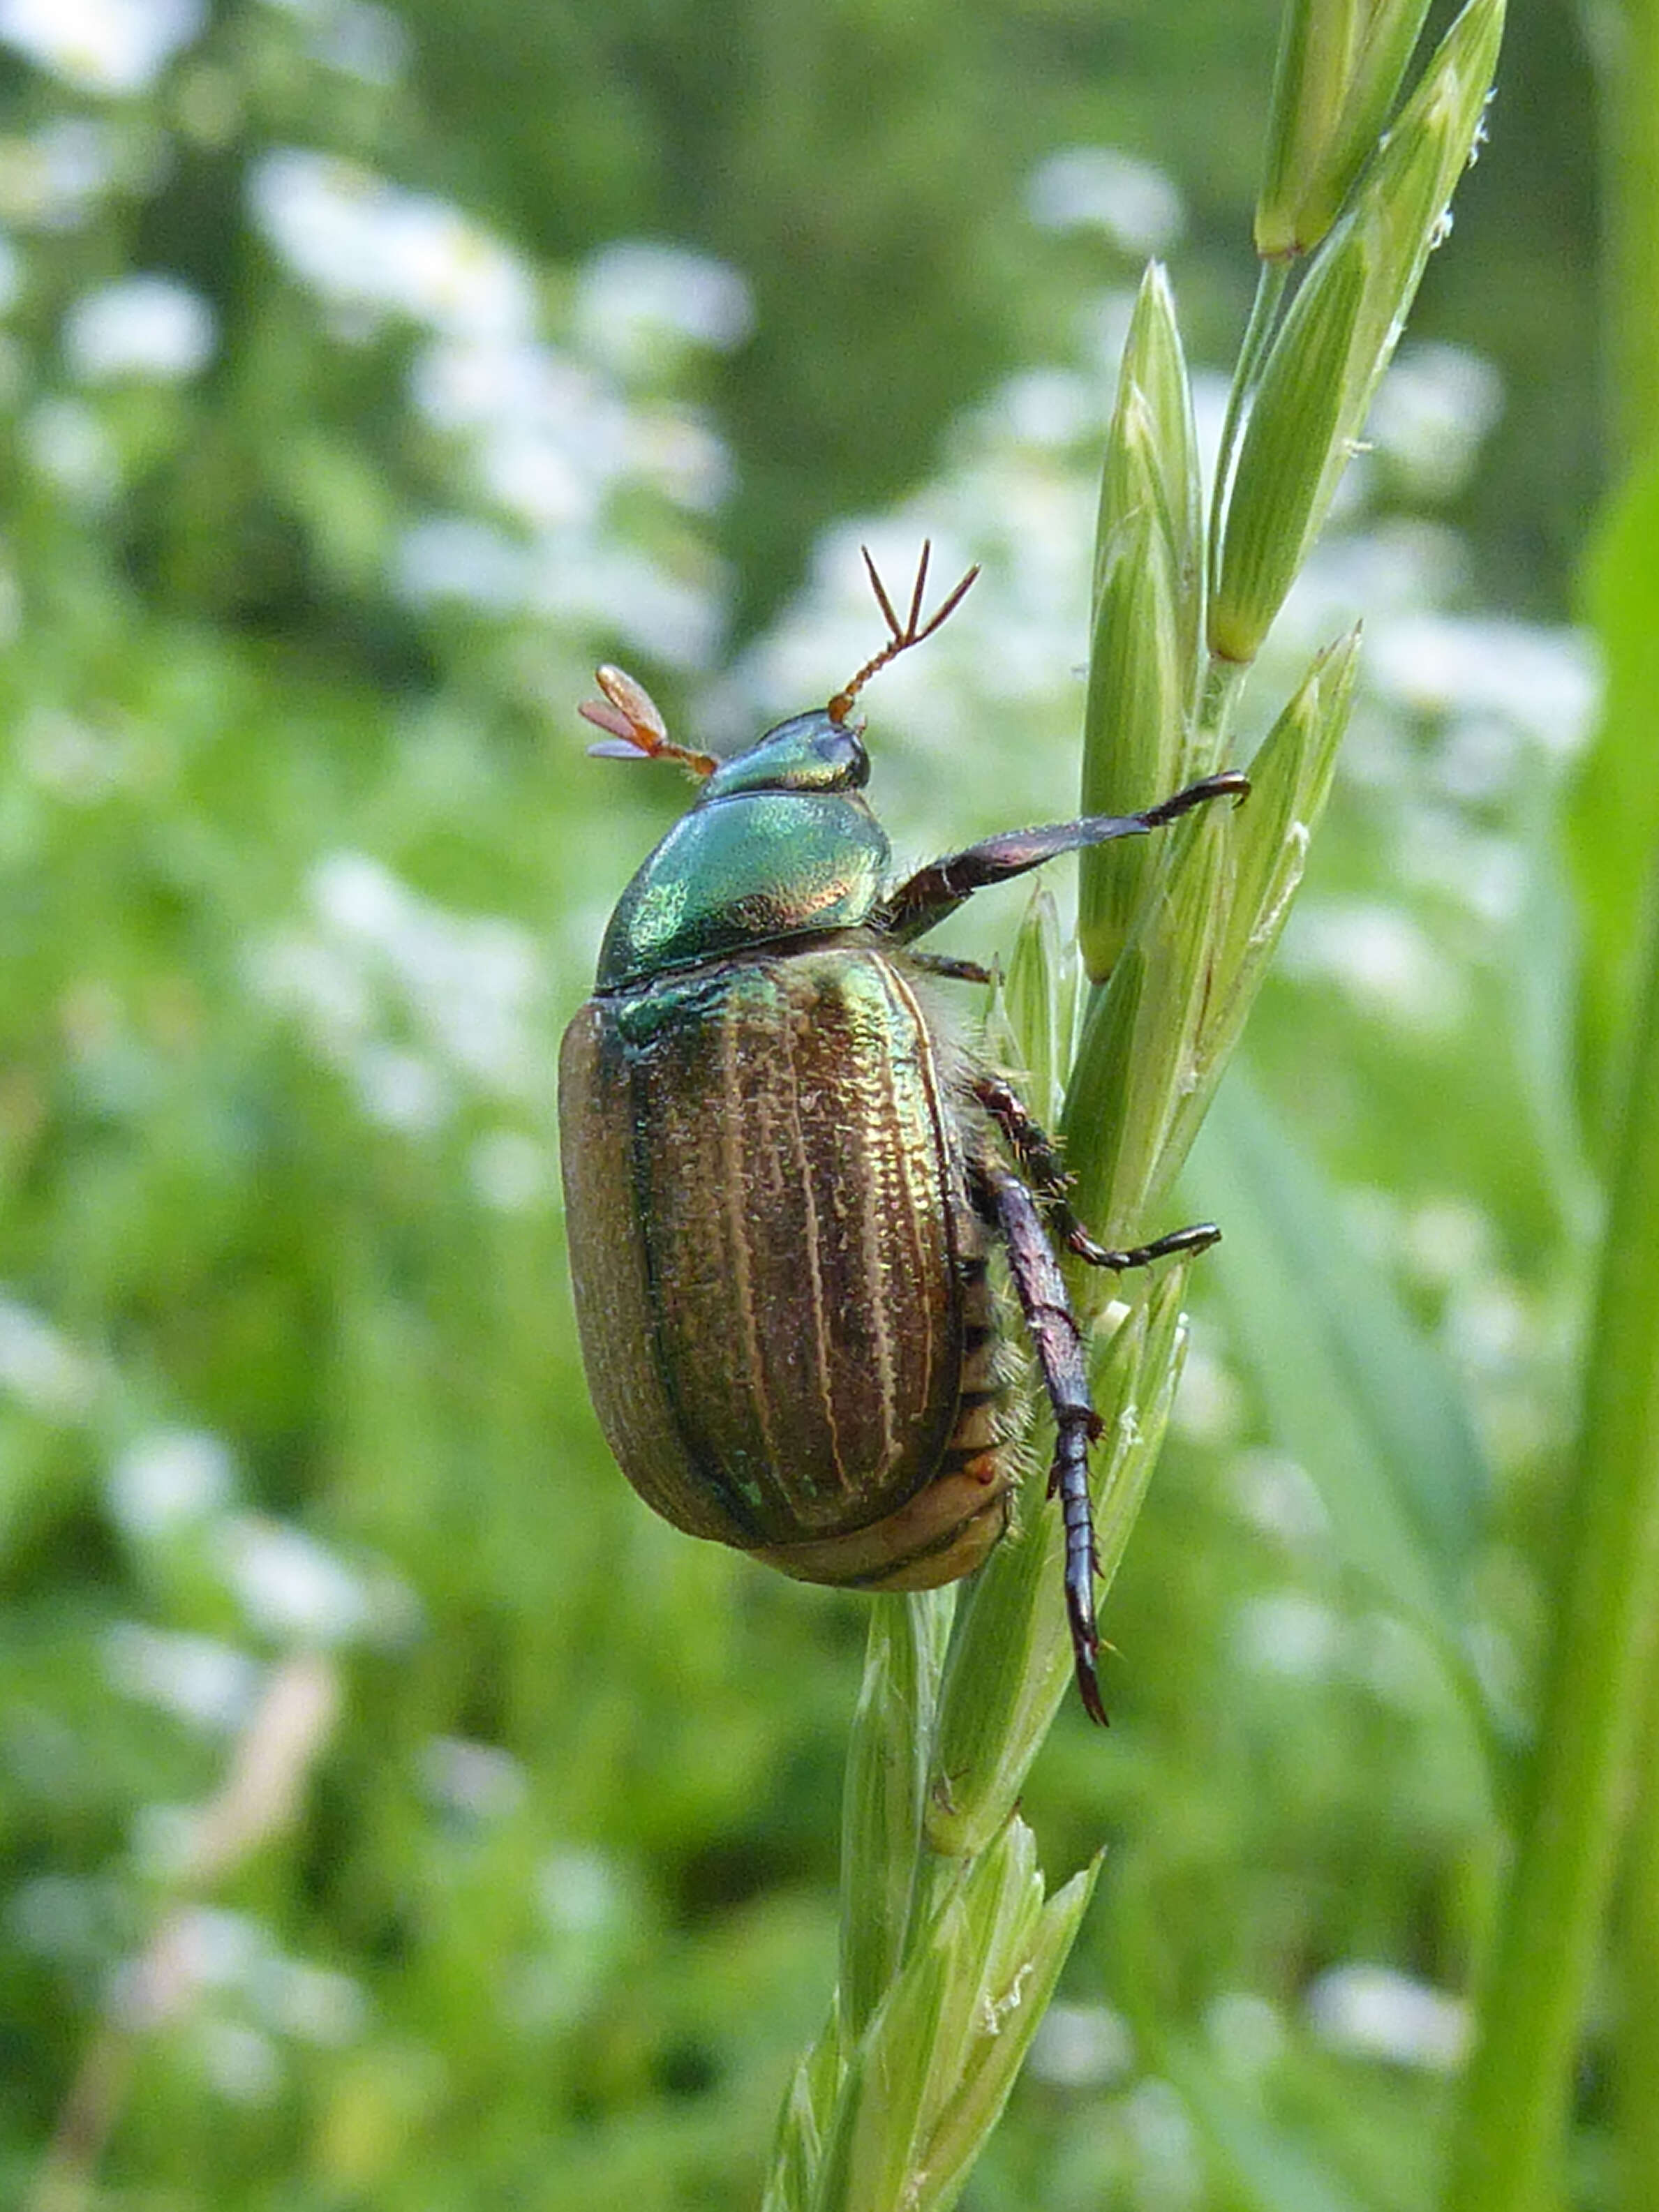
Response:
[558,547,1245,1720]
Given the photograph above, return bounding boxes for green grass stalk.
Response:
[1441,866,1659,2212]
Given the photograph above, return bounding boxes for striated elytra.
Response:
[558,549,1245,1721]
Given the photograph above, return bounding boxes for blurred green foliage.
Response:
[0,1,1632,2209]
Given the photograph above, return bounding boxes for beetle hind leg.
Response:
[972,1155,1110,1726]
[972,1071,1219,1271]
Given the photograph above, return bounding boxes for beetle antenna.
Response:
[828,541,980,722]
[579,665,717,779]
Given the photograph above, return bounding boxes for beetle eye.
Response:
[826,728,870,788]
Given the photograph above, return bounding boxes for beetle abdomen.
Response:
[560,946,968,1549]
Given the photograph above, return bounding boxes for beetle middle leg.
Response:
[972,1071,1220,1271]
[907,950,997,986]
[971,1153,1110,1725]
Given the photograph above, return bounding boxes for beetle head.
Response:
[579,543,978,790]
[701,711,869,800]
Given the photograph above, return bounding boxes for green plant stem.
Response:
[1207,257,1291,605]
[1597,6,1659,2162]
[1195,651,1249,776]
[1620,1655,1659,2209]
[1441,859,1659,2212]
[839,1594,944,2035]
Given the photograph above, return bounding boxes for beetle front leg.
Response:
[875,770,1247,943]
[973,1156,1109,1726]
[973,1073,1221,1270]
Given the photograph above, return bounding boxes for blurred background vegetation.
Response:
[0,0,1643,2206]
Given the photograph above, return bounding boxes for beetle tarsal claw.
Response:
[1067,1615,1109,1726]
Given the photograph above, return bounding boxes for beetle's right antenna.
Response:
[579,666,717,779]
[828,541,980,724]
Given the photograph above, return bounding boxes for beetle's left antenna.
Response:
[579,666,717,779]
[828,541,980,724]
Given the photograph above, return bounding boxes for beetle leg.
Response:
[872,770,1248,943]
[972,1072,1221,1269]
[972,1155,1109,1726]
[907,950,997,986]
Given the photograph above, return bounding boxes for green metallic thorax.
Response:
[596,711,888,992]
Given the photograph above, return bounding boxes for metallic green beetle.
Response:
[558,549,1244,1720]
